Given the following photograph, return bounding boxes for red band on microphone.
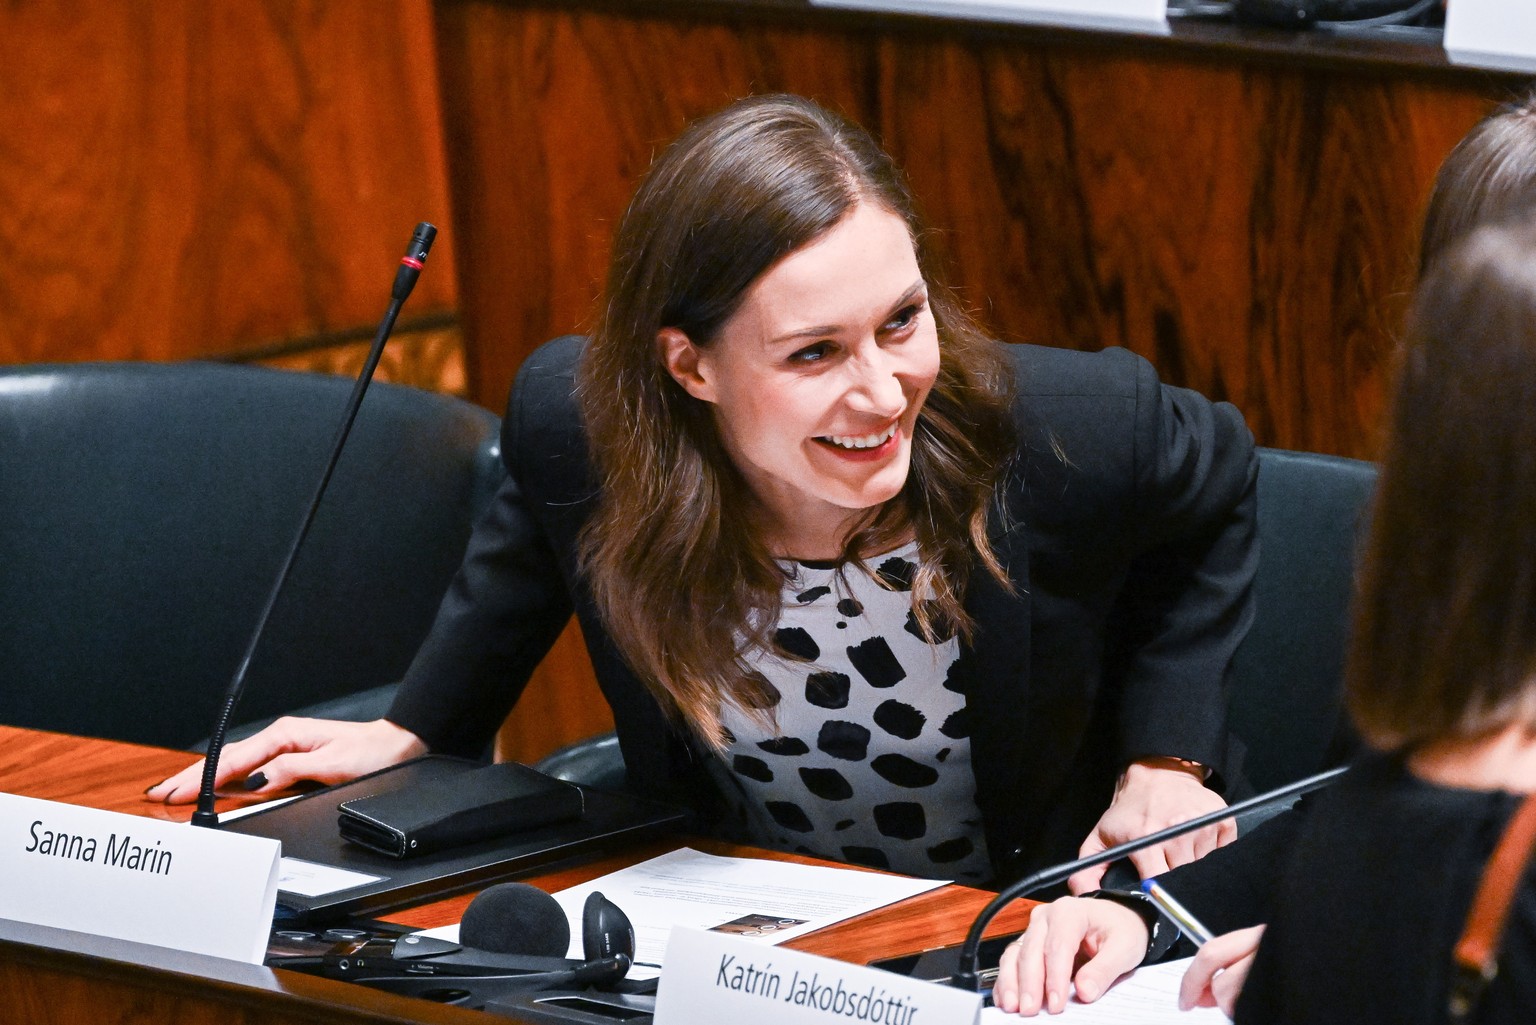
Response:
[400,256,425,270]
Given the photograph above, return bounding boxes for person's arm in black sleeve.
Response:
[1070,351,1259,892]
[1115,355,1259,786]
[386,354,578,759]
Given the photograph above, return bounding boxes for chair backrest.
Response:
[0,361,504,749]
[1229,446,1379,792]
[534,732,629,791]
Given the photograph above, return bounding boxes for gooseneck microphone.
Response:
[192,222,438,829]
[948,763,1350,992]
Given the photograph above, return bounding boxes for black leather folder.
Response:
[224,755,687,921]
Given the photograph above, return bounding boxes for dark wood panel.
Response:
[248,321,469,396]
[0,0,457,365]
[494,620,616,765]
[436,3,1518,453]
[435,1,881,409]
[879,37,1504,457]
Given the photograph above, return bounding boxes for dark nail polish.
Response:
[242,771,268,791]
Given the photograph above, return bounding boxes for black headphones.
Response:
[1230,0,1440,29]
[272,884,639,1005]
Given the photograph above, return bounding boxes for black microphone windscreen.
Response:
[460,882,571,958]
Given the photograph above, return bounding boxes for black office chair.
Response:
[0,361,504,750]
[1229,446,1379,795]
[534,731,629,791]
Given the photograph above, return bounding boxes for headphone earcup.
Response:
[582,890,637,962]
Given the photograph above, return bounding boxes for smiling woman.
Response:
[152,94,1259,892]
[660,205,939,558]
[580,97,1017,767]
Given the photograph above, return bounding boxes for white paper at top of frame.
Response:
[1445,0,1536,74]
[809,0,1169,35]
[0,792,279,964]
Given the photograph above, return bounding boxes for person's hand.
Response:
[992,896,1149,1016]
[1068,757,1236,894]
[1179,924,1263,1018]
[143,717,428,804]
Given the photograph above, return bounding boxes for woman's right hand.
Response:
[143,717,428,805]
[1178,924,1264,1018]
[992,895,1150,1016]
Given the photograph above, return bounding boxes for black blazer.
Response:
[389,335,1258,881]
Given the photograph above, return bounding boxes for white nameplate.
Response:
[809,0,1168,34]
[1446,0,1536,73]
[0,793,280,964]
[654,927,983,1025]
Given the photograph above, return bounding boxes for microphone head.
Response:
[409,222,438,259]
[460,882,570,958]
[392,220,438,300]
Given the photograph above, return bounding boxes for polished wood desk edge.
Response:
[0,915,488,1024]
[464,0,1534,81]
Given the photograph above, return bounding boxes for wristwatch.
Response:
[1083,888,1180,963]
[1138,755,1214,781]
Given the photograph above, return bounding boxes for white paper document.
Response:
[980,958,1227,1023]
[553,848,947,979]
[276,856,382,898]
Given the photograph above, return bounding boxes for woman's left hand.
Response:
[1067,758,1236,894]
[1179,925,1264,1017]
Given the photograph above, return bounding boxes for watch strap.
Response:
[1083,888,1179,963]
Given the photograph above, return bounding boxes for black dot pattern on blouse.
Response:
[714,543,991,881]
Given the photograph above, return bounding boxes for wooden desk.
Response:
[0,726,1033,1023]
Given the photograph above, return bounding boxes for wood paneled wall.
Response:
[434,1,1520,760]
[434,2,1513,459]
[4,0,1526,762]
[0,0,458,366]
[875,48,1498,457]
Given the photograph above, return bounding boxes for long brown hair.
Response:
[1347,216,1536,749]
[1418,90,1536,277]
[577,94,1017,748]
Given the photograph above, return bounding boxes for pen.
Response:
[1141,877,1215,945]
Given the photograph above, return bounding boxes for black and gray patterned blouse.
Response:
[713,543,993,882]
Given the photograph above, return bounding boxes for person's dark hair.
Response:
[1348,215,1536,748]
[1418,90,1536,276]
[577,94,1017,748]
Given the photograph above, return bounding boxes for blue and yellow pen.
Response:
[1141,877,1215,945]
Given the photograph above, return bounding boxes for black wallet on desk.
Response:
[338,761,584,859]
[224,755,689,920]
